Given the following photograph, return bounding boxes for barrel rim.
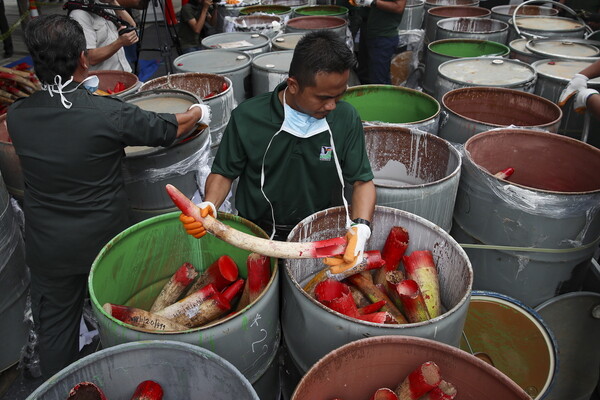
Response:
[286,15,348,29]
[490,4,558,17]
[239,4,292,14]
[425,0,479,6]
[343,84,441,124]
[437,56,535,87]
[464,128,600,195]
[89,211,280,333]
[285,205,474,328]
[138,73,234,102]
[201,31,271,51]
[363,126,462,188]
[509,38,534,54]
[508,15,586,33]
[525,38,600,62]
[173,49,252,74]
[293,4,349,16]
[437,16,509,33]
[427,5,491,17]
[468,290,558,398]
[251,49,294,72]
[428,38,510,57]
[531,58,600,84]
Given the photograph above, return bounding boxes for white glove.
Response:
[197,201,217,217]
[558,73,589,107]
[349,0,373,7]
[189,103,212,126]
[574,88,599,114]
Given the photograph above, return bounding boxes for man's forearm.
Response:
[205,173,234,210]
[86,41,123,65]
[351,180,376,223]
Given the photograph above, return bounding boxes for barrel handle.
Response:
[512,0,593,40]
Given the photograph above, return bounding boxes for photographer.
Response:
[178,0,217,54]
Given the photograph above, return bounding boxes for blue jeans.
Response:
[366,35,399,84]
[183,46,203,54]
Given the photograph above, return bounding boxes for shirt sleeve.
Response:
[338,104,374,184]
[70,10,98,50]
[116,101,179,147]
[211,110,247,180]
[180,4,196,22]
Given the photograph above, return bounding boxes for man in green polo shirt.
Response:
[180,30,376,271]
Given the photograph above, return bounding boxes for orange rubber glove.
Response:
[178,201,216,239]
[323,223,371,274]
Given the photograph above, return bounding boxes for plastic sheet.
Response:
[363,114,440,135]
[0,198,26,310]
[397,29,426,89]
[224,13,284,39]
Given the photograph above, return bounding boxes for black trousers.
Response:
[30,271,88,379]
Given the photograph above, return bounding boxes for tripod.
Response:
[134,0,182,76]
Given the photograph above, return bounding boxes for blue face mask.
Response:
[82,75,99,93]
[281,89,329,138]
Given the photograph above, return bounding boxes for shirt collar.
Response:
[270,81,287,124]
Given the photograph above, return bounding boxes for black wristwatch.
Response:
[352,218,371,228]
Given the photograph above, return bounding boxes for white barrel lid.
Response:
[202,32,270,50]
[271,33,306,50]
[509,38,533,54]
[514,16,584,31]
[174,50,251,73]
[252,50,294,72]
[526,39,600,58]
[216,0,259,8]
[533,59,600,84]
[439,57,535,85]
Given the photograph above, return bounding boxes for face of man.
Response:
[286,70,350,120]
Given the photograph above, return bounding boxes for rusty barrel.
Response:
[425,5,491,43]
[451,129,600,307]
[490,4,558,24]
[292,336,530,400]
[0,172,29,372]
[89,212,281,400]
[436,17,509,44]
[438,87,562,144]
[94,70,140,98]
[364,126,461,232]
[282,205,472,395]
[508,16,587,42]
[285,16,348,43]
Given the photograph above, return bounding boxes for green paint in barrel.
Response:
[430,39,509,57]
[341,85,440,133]
[89,212,281,400]
[294,5,348,17]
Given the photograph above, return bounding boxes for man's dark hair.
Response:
[289,30,356,88]
[25,15,87,84]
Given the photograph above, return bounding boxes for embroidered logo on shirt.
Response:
[320,146,333,161]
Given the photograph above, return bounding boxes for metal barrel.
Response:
[201,32,272,55]
[435,57,536,102]
[0,172,29,372]
[121,89,210,222]
[292,336,531,400]
[88,212,281,400]
[525,38,600,61]
[364,126,461,232]
[425,6,491,43]
[239,4,293,20]
[423,39,510,95]
[271,32,306,51]
[340,85,441,134]
[0,114,24,202]
[436,16,509,43]
[509,38,540,64]
[139,73,235,158]
[535,292,600,400]
[251,50,293,96]
[230,15,283,37]
[424,0,480,12]
[439,87,562,144]
[25,341,260,399]
[531,58,600,141]
[94,70,141,98]
[282,205,473,390]
[285,16,348,43]
[216,0,260,33]
[398,0,425,31]
[460,291,558,399]
[261,0,309,7]
[292,5,349,19]
[508,16,587,43]
[174,49,252,106]
[451,128,600,308]
[490,4,558,24]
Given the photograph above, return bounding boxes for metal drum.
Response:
[174,49,252,105]
[439,87,562,144]
[251,50,293,96]
[525,38,600,61]
[89,213,281,400]
[341,85,441,134]
[532,58,600,140]
[509,16,587,42]
[435,57,536,101]
[398,0,425,31]
[0,172,28,372]
[94,70,141,98]
[139,73,235,158]
[451,128,600,308]
[293,336,530,400]
[292,5,349,19]
[460,291,558,399]
[283,205,473,391]
[424,0,480,12]
[231,15,283,37]
[122,89,209,220]
[216,0,259,33]
[423,39,510,95]
[535,292,600,400]
[509,38,539,64]
[261,0,309,7]
[0,115,23,202]
[26,341,260,399]
[201,32,271,55]
[271,32,306,50]
[364,126,461,232]
[239,4,292,21]
[425,6,491,43]
[436,17,509,44]
[491,4,558,24]
[285,16,348,43]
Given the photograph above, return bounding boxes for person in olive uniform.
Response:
[178,0,217,53]
[180,30,376,260]
[7,14,209,379]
